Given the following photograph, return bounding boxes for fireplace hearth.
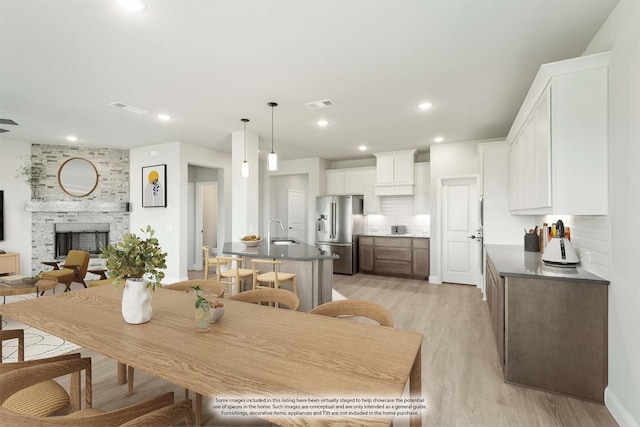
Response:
[54,223,110,259]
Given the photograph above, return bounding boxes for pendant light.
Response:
[267,102,278,171]
[241,118,250,177]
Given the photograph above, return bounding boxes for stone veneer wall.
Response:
[30,144,130,275]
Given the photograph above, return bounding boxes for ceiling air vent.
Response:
[108,101,150,115]
[305,99,336,110]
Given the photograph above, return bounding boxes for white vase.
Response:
[122,278,153,324]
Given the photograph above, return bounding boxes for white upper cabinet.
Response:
[374,149,416,195]
[414,162,430,214]
[361,167,381,215]
[325,167,380,213]
[325,169,364,195]
[508,52,609,215]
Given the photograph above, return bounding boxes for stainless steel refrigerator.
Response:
[315,195,364,275]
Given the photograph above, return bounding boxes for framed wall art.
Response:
[142,164,166,207]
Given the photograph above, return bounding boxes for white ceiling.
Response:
[0,0,617,162]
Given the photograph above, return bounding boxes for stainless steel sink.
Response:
[270,238,299,245]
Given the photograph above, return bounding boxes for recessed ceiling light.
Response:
[434,136,444,143]
[157,114,171,121]
[359,145,367,151]
[115,0,146,12]
[317,120,328,127]
[419,102,433,111]
[66,135,78,142]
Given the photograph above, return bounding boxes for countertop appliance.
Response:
[391,225,407,235]
[542,219,579,267]
[316,195,363,275]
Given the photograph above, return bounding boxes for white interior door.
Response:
[287,189,305,241]
[442,177,481,285]
[193,181,218,270]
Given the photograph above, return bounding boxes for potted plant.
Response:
[100,226,168,324]
[15,156,46,199]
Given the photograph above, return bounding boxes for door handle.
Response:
[467,235,477,239]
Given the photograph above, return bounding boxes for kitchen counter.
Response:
[222,241,335,312]
[360,233,430,238]
[484,244,608,284]
[222,242,338,261]
[485,243,609,402]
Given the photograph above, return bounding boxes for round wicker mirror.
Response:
[58,157,99,197]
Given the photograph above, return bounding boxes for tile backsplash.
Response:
[540,215,610,279]
[365,196,430,235]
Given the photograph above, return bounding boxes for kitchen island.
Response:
[222,242,338,312]
[484,244,609,402]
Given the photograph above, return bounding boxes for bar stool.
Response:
[202,246,216,280]
[251,259,297,297]
[215,256,253,296]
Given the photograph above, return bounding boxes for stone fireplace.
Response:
[28,144,130,274]
[30,203,129,273]
[54,223,110,259]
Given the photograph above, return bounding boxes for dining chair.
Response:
[202,246,216,280]
[251,259,297,296]
[230,288,300,311]
[0,329,82,417]
[164,279,226,298]
[0,358,193,426]
[215,256,253,296]
[41,250,91,292]
[308,299,394,327]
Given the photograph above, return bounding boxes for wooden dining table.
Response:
[0,285,423,426]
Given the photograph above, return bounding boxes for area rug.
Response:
[1,294,81,362]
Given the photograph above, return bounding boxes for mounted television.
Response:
[0,190,4,241]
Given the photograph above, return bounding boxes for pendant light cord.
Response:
[243,120,247,161]
[268,102,277,154]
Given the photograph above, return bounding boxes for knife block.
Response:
[524,234,539,252]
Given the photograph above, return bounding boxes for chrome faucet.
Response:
[267,219,285,244]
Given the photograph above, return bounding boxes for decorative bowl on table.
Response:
[240,235,262,247]
[209,302,225,323]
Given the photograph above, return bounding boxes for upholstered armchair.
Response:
[41,250,90,292]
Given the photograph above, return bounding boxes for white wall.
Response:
[130,141,231,283]
[271,174,309,235]
[583,1,640,425]
[480,141,535,245]
[0,139,32,274]
[262,157,330,244]
[429,140,482,283]
[365,197,430,235]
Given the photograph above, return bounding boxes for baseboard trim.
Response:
[428,275,442,284]
[605,387,640,427]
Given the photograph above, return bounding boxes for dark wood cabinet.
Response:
[374,237,412,276]
[358,236,429,279]
[359,238,374,273]
[485,258,504,367]
[485,252,608,402]
[505,276,608,402]
[412,238,430,279]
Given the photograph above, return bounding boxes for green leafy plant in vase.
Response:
[100,225,167,290]
[100,226,168,324]
[15,156,46,200]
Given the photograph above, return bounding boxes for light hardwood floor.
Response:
[61,273,617,426]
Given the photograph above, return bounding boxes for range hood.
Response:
[374,149,416,196]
